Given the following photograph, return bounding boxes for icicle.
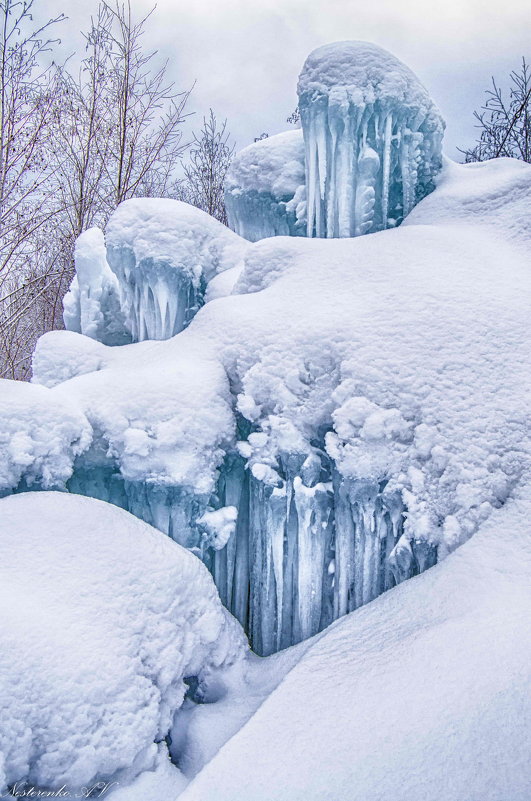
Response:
[381,113,393,228]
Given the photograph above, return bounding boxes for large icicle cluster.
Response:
[210,455,436,656]
[299,41,445,237]
[64,200,247,343]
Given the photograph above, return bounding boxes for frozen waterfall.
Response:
[48,41,450,655]
[64,444,436,657]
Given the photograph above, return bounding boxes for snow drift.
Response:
[179,485,531,801]
[0,492,246,795]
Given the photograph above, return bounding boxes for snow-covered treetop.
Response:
[297,41,441,117]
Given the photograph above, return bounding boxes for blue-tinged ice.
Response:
[298,41,445,238]
[63,228,130,345]
[225,130,306,242]
[105,199,247,342]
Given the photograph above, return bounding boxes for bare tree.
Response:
[1,0,192,379]
[181,108,234,225]
[0,0,66,378]
[460,58,531,163]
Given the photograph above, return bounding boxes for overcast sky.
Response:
[46,0,531,158]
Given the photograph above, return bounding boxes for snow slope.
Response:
[180,485,531,801]
[0,492,246,795]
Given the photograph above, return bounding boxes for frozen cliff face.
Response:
[298,41,444,238]
[225,130,306,241]
[22,158,531,655]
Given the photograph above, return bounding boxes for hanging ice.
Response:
[298,41,445,237]
[63,200,248,344]
[225,130,306,241]
[105,199,247,342]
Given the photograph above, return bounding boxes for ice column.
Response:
[297,41,445,238]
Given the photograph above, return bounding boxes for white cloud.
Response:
[46,0,531,156]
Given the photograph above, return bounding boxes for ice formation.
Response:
[180,487,531,801]
[63,228,130,345]
[225,41,444,242]
[64,200,247,343]
[9,155,527,656]
[299,42,445,237]
[0,492,246,796]
[225,130,306,241]
[2,44,529,659]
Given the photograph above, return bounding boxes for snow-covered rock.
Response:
[0,492,246,795]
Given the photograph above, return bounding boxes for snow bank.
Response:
[0,492,246,795]
[180,486,531,801]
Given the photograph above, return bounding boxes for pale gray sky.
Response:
[44,0,531,158]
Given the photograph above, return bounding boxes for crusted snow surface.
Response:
[24,157,531,654]
[179,485,531,801]
[103,198,247,341]
[298,41,444,237]
[225,130,306,241]
[0,492,246,795]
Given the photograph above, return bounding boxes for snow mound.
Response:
[104,199,247,341]
[226,130,305,199]
[0,379,91,493]
[180,487,531,801]
[0,492,246,794]
[225,130,306,242]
